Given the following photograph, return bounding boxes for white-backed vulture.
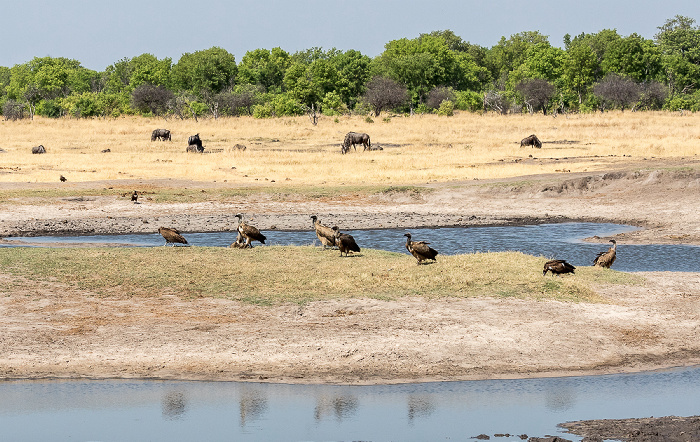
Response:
[131,191,139,204]
[543,259,576,276]
[310,215,336,248]
[158,227,188,246]
[404,232,438,265]
[593,239,617,268]
[235,214,267,247]
[331,226,360,257]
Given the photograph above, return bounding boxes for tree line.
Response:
[2,15,699,120]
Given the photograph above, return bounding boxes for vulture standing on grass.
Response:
[310,215,336,248]
[543,259,576,276]
[404,232,438,264]
[593,239,617,268]
[331,226,360,257]
[235,214,267,247]
[158,227,188,246]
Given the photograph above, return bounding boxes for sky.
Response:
[2,0,700,71]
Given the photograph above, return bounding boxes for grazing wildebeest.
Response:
[186,144,204,153]
[151,129,171,141]
[520,134,542,148]
[31,145,46,154]
[341,132,371,154]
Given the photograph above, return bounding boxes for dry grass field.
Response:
[1,111,698,186]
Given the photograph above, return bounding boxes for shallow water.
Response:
[5,222,700,272]
[2,366,700,441]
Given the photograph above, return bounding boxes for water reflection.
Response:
[407,395,435,423]
[239,389,268,427]
[314,394,358,421]
[162,390,187,420]
[2,366,700,441]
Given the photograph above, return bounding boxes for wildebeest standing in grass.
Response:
[341,132,371,154]
[151,129,171,141]
[31,145,46,154]
[520,134,542,148]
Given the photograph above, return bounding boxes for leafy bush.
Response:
[426,86,456,109]
[454,90,483,111]
[437,99,455,116]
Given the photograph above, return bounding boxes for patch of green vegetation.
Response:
[0,248,637,305]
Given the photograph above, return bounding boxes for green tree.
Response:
[564,43,598,104]
[485,31,550,87]
[171,47,237,95]
[237,47,290,91]
[602,33,662,82]
[655,15,700,97]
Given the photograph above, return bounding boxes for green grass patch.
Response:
[0,247,641,305]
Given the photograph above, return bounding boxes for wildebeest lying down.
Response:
[186,144,204,153]
[151,129,171,141]
[520,134,542,148]
[31,145,46,154]
[341,132,371,154]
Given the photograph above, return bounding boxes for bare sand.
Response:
[1,159,699,384]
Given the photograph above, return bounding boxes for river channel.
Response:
[4,222,700,272]
[1,366,699,441]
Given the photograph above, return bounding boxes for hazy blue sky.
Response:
[3,0,699,70]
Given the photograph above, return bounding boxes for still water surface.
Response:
[1,366,699,441]
[5,222,700,272]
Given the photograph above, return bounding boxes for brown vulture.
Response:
[235,214,266,247]
[158,227,188,246]
[404,232,438,265]
[543,259,576,276]
[593,239,617,268]
[310,215,336,248]
[131,191,139,204]
[331,226,360,257]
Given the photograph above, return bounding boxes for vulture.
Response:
[229,231,247,248]
[331,226,360,257]
[543,259,576,276]
[404,232,438,265]
[131,191,139,204]
[310,215,336,248]
[593,239,617,268]
[60,175,67,182]
[158,227,188,246]
[235,214,266,247]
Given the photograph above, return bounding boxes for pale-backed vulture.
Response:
[331,226,360,257]
[404,232,438,264]
[158,227,188,246]
[543,259,576,276]
[310,215,336,248]
[593,239,617,268]
[235,214,267,247]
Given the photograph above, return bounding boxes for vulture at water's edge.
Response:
[331,226,360,257]
[543,259,576,276]
[310,215,336,248]
[235,214,266,247]
[404,232,438,264]
[158,227,188,246]
[593,239,617,268]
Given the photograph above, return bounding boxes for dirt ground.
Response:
[0,158,699,386]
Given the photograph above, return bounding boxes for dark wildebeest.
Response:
[341,132,371,154]
[31,145,46,154]
[151,129,171,141]
[188,134,202,148]
[186,144,204,153]
[520,134,542,148]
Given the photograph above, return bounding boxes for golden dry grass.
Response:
[1,111,698,185]
[0,246,641,305]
